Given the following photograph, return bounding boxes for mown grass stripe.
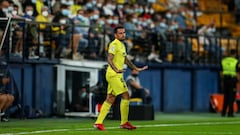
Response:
[1,121,240,135]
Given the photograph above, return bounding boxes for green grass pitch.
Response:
[0,112,240,135]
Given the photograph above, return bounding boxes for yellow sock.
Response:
[95,101,111,124]
[120,99,129,125]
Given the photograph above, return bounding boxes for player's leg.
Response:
[120,91,130,125]
[94,94,115,131]
[109,76,130,125]
[120,91,136,130]
[118,78,136,130]
[221,78,229,116]
[4,94,14,109]
[94,81,116,131]
[95,94,116,125]
[0,94,7,113]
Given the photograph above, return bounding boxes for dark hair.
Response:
[114,25,124,34]
[230,49,237,55]
[60,4,69,9]
[0,0,10,4]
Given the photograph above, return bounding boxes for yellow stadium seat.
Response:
[130,98,143,105]
[190,38,204,54]
[130,98,142,102]
[152,0,168,12]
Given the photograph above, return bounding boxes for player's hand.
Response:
[136,65,148,72]
[116,69,125,73]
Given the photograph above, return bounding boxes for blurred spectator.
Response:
[124,14,139,39]
[52,4,73,59]
[72,86,89,112]
[12,0,24,16]
[10,4,24,57]
[198,19,223,61]
[10,4,21,18]
[122,3,132,15]
[22,4,39,59]
[126,69,152,105]
[142,4,154,19]
[167,19,179,34]
[167,33,188,62]
[86,8,102,60]
[35,5,51,39]
[51,0,61,15]
[94,15,111,59]
[132,3,143,16]
[152,14,169,60]
[67,8,89,60]
[0,0,10,18]
[116,0,125,5]
[96,0,104,9]
[184,4,197,32]
[0,0,226,65]
[83,0,97,11]
[147,0,156,4]
[0,0,10,56]
[172,33,192,62]
[173,4,194,34]
[0,64,15,122]
[70,0,83,16]
[123,13,140,60]
[154,17,168,40]
[102,0,116,16]
[133,31,155,63]
[35,6,52,57]
[35,0,45,15]
[22,0,37,17]
[114,3,124,21]
[23,4,35,22]
[61,0,74,6]
[167,0,188,9]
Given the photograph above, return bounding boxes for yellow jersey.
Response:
[221,57,238,77]
[106,39,127,77]
[35,15,49,30]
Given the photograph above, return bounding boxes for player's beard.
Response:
[119,37,125,41]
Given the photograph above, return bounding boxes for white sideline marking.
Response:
[1,121,240,135]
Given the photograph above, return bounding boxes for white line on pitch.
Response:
[1,121,240,135]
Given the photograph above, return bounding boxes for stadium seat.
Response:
[190,38,204,54]
[220,39,237,49]
[152,0,168,12]
[129,98,143,105]
[197,14,230,28]
[229,25,240,37]
[112,104,154,120]
[220,38,240,55]
[198,0,228,12]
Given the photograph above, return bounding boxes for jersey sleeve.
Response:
[108,43,117,55]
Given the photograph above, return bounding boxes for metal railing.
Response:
[0,17,240,65]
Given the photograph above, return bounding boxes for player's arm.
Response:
[107,53,124,73]
[125,57,137,70]
[125,57,148,72]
